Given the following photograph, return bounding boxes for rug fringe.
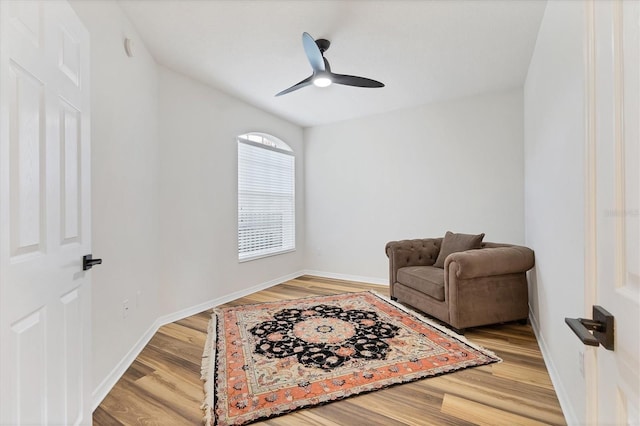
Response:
[369,290,502,363]
[201,311,217,426]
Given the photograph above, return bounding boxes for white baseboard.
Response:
[156,270,306,327]
[528,308,579,425]
[91,319,159,411]
[91,270,305,411]
[303,269,388,286]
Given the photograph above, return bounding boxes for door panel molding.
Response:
[8,61,46,259]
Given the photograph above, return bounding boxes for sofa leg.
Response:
[390,296,398,301]
[450,326,465,335]
[517,318,529,326]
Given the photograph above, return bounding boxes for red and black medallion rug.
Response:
[201,291,500,425]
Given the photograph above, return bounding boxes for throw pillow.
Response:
[433,231,485,268]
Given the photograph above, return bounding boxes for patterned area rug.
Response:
[201,291,501,425]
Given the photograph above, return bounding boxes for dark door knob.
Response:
[83,254,102,271]
[565,305,614,350]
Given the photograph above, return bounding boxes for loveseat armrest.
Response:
[445,245,534,279]
[385,239,442,288]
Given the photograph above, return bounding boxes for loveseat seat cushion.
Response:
[396,266,445,301]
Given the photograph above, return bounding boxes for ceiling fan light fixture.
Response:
[275,32,384,96]
[313,75,332,88]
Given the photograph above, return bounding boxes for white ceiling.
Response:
[119,0,546,128]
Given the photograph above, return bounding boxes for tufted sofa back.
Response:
[385,238,443,290]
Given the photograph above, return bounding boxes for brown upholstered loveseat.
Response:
[385,236,535,332]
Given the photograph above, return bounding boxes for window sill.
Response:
[238,248,296,263]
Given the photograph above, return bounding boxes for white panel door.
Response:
[586,0,640,424]
[0,1,92,425]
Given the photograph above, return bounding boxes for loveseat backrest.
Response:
[482,242,512,249]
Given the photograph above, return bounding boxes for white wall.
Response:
[524,2,585,424]
[69,0,161,402]
[71,1,306,407]
[304,89,525,282]
[157,67,305,315]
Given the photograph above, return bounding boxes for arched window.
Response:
[237,132,295,261]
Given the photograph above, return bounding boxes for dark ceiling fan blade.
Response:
[302,32,325,72]
[323,57,331,73]
[275,75,313,97]
[331,73,385,88]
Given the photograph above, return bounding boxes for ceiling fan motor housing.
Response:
[316,38,331,53]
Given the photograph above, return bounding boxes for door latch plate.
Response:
[592,305,614,350]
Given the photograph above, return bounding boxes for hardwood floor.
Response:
[93,276,566,425]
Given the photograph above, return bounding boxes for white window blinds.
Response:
[238,138,295,261]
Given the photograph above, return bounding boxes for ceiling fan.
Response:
[275,32,385,97]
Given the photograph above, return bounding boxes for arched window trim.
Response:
[238,132,292,153]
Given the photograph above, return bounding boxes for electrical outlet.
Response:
[578,350,585,378]
[123,299,130,319]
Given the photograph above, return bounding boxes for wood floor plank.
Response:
[98,377,196,425]
[133,371,203,423]
[147,330,205,366]
[440,394,549,426]
[159,322,208,346]
[490,361,556,390]
[93,276,566,425]
[174,313,211,333]
[426,372,565,425]
[136,345,202,387]
[92,406,123,426]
